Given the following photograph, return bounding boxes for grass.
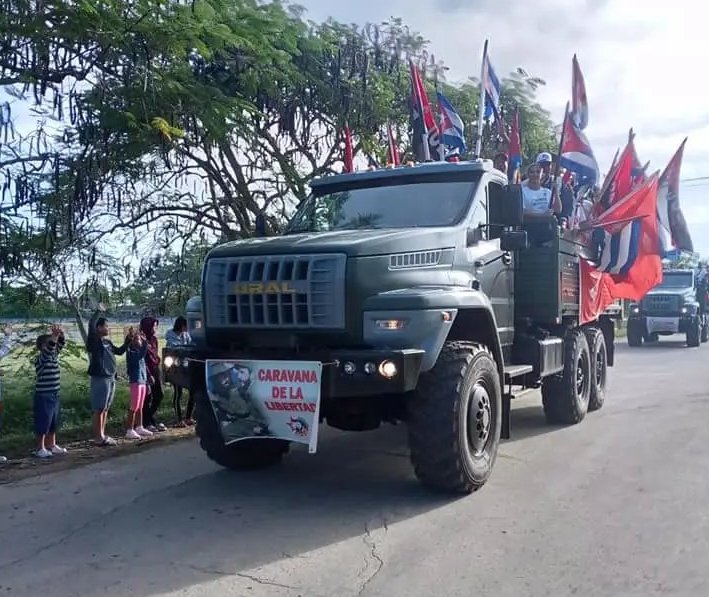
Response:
[0,325,179,458]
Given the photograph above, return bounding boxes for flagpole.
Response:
[434,75,445,161]
[554,101,570,183]
[475,39,488,158]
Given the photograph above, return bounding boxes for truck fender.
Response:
[362,286,504,379]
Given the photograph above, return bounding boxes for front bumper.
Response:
[162,346,425,398]
[628,313,698,335]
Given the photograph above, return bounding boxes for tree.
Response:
[1,1,560,321]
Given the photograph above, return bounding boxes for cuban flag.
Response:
[571,55,589,130]
[559,111,599,184]
[587,173,662,301]
[436,91,467,153]
[482,48,501,119]
[592,219,642,275]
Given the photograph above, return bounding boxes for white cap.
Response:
[536,152,552,164]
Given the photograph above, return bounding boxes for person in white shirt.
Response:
[522,163,562,218]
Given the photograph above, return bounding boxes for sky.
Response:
[299,0,709,255]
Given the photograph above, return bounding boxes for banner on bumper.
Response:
[205,359,323,453]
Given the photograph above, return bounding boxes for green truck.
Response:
[626,269,708,347]
[163,160,619,494]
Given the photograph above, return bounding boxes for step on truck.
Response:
[163,160,618,495]
[626,268,708,347]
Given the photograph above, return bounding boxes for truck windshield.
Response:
[657,273,693,288]
[285,177,478,233]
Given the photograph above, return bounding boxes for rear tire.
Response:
[407,341,502,495]
[194,389,289,470]
[584,327,607,412]
[542,329,591,425]
[701,319,708,343]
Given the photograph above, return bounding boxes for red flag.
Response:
[579,262,615,325]
[343,124,354,173]
[386,123,400,166]
[507,107,522,183]
[594,137,635,214]
[409,60,438,161]
[658,138,692,252]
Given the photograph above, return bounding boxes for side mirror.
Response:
[254,213,266,237]
[466,226,484,246]
[500,184,524,227]
[500,230,528,252]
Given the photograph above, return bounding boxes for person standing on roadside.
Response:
[165,316,194,426]
[0,325,15,464]
[124,328,153,440]
[33,326,68,458]
[87,305,129,446]
[140,316,166,432]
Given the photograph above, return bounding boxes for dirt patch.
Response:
[0,426,196,485]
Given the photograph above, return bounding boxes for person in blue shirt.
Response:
[125,328,154,440]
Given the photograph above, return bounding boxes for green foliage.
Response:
[0,0,560,319]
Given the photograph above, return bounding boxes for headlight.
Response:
[163,356,175,368]
[631,305,639,314]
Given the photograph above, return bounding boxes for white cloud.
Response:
[300,0,709,254]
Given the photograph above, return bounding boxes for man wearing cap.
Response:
[525,152,575,220]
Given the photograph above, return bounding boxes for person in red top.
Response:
[139,316,166,432]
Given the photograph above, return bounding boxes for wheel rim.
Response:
[595,345,606,387]
[576,353,589,398]
[468,383,492,455]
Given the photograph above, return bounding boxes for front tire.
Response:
[194,389,289,470]
[627,321,643,347]
[687,319,701,348]
[701,318,708,343]
[542,329,591,425]
[584,327,607,412]
[407,341,502,495]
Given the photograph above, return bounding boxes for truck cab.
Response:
[627,269,708,347]
[164,159,617,495]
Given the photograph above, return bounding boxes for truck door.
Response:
[465,179,515,348]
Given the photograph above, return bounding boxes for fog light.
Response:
[681,307,688,314]
[374,319,407,330]
[163,356,175,368]
[631,306,639,314]
[343,361,356,375]
[378,360,397,379]
[174,358,182,367]
[364,362,376,374]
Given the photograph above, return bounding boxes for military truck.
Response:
[626,269,708,347]
[163,160,618,495]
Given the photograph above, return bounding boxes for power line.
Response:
[682,176,709,183]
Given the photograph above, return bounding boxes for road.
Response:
[1,337,708,596]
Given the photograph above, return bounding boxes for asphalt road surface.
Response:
[2,337,708,597]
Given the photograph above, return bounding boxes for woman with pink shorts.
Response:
[125,329,153,440]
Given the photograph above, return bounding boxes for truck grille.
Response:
[204,253,346,329]
[641,294,681,314]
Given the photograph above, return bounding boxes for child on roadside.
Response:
[0,325,15,464]
[125,328,153,440]
[33,325,67,459]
